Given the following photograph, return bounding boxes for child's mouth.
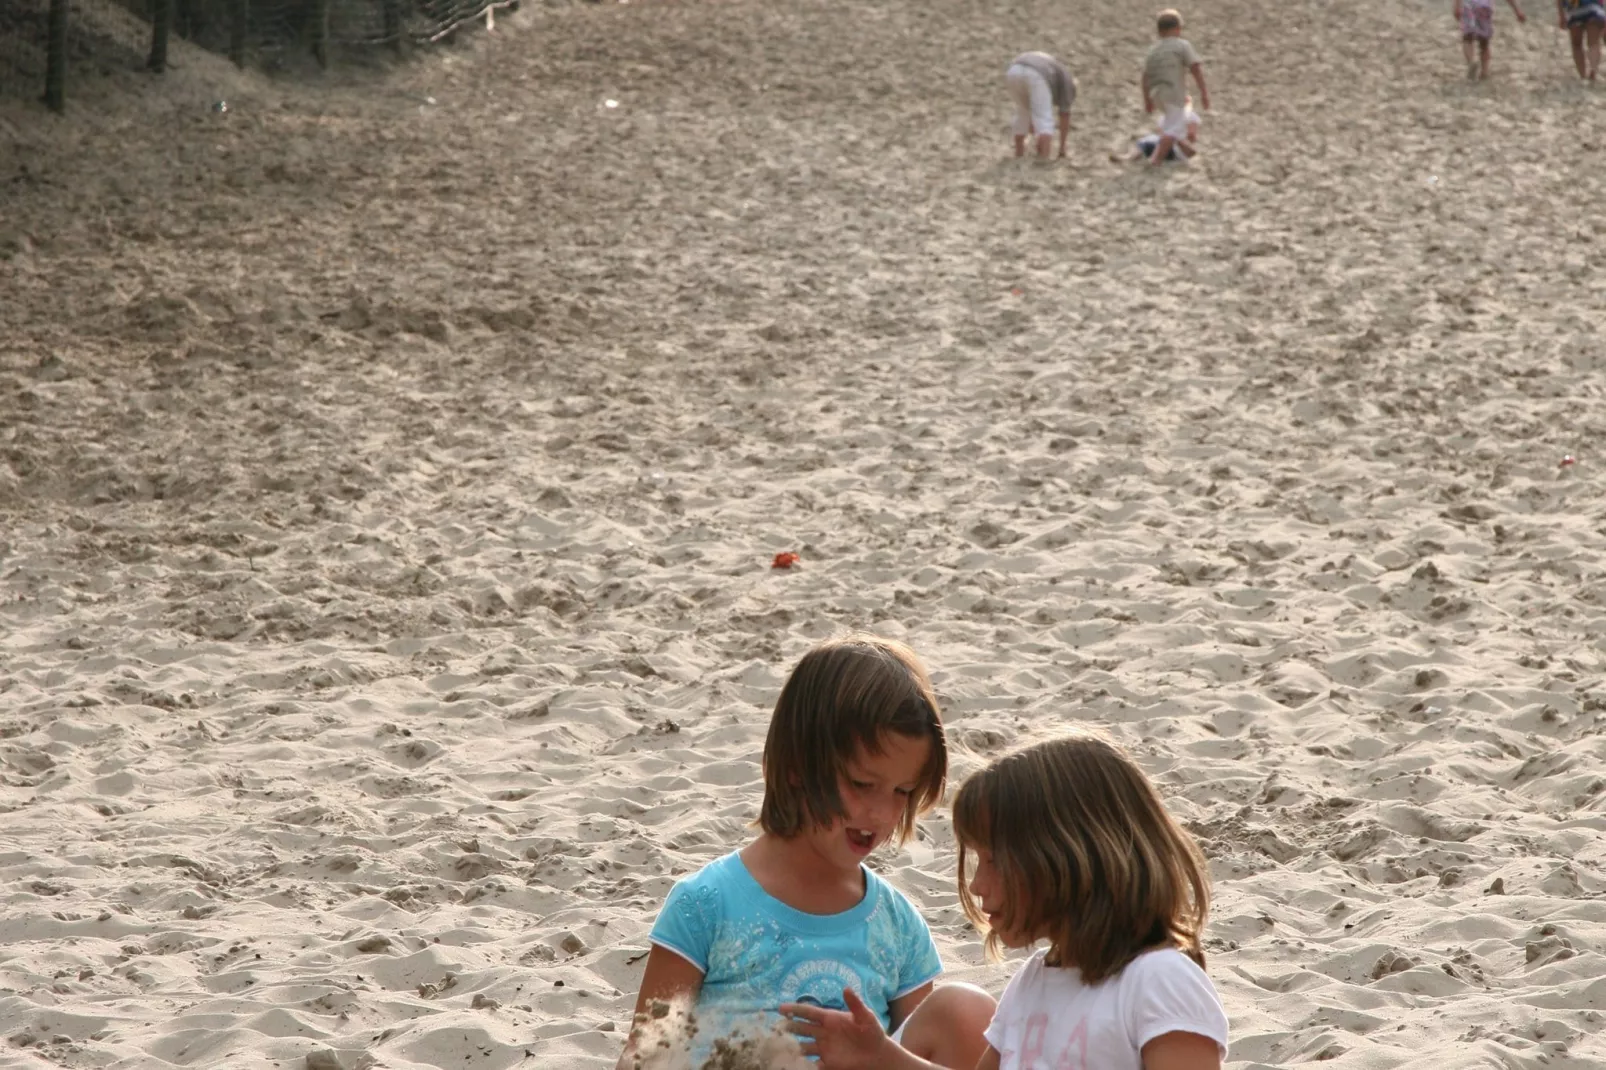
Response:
[846,828,875,854]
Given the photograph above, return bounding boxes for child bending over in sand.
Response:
[784,733,1230,1070]
[1005,51,1077,159]
[1558,0,1604,79]
[616,635,995,1070]
[1455,0,1526,80]
[1141,10,1210,169]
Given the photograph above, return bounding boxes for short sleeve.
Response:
[1125,952,1230,1055]
[1060,69,1078,110]
[647,874,719,973]
[981,952,1038,1052]
[1183,40,1202,65]
[890,892,942,999]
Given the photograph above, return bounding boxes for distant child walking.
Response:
[1141,10,1210,168]
[785,733,1230,1070]
[615,635,995,1070]
[1558,0,1604,79]
[1005,51,1078,159]
[1456,0,1526,79]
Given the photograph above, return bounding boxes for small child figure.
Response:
[1141,9,1210,168]
[785,732,1230,1070]
[1558,0,1604,80]
[615,635,995,1070]
[1456,0,1526,80]
[1005,51,1077,159]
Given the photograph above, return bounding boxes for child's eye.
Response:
[894,787,912,798]
[850,780,873,791]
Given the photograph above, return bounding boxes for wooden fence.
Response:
[7,0,515,113]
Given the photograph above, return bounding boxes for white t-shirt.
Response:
[983,948,1229,1070]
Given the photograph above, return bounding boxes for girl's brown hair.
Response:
[759,634,946,844]
[953,733,1210,984]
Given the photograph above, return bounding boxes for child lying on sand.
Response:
[1114,98,1201,164]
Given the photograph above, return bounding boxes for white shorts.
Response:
[1157,102,1193,141]
[1005,63,1054,138]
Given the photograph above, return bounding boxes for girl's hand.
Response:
[779,989,895,1070]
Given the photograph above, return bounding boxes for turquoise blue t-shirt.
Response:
[649,851,942,1052]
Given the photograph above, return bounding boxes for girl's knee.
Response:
[925,982,997,1033]
[900,984,997,1068]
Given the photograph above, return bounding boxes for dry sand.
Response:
[4,0,1606,1066]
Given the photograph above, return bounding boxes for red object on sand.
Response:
[771,552,800,569]
[1560,455,1577,468]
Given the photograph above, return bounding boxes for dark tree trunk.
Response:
[148,0,173,72]
[44,0,68,111]
[383,0,403,53]
[229,0,247,65]
[309,0,328,68]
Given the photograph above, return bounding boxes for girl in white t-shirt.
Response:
[785,733,1229,1070]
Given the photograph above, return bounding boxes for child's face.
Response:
[810,731,931,869]
[967,847,1034,948]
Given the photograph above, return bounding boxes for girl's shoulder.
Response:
[862,867,930,920]
[1111,947,1224,1012]
[1121,946,1209,981]
[1115,947,1230,1051]
[666,851,746,896]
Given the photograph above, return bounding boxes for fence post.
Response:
[148,0,173,71]
[310,0,328,68]
[229,0,247,65]
[45,0,68,111]
[383,0,403,54]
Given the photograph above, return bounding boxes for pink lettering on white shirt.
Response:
[1014,1013,1089,1070]
[1050,1017,1088,1070]
[1020,1013,1049,1066]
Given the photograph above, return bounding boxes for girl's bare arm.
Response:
[1189,63,1211,110]
[1142,1031,1222,1070]
[614,947,705,1070]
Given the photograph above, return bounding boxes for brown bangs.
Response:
[953,772,1011,962]
[759,634,947,844]
[953,734,1211,983]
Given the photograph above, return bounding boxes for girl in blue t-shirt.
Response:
[784,733,1230,1070]
[615,634,995,1070]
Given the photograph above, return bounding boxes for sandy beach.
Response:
[3,0,1606,1065]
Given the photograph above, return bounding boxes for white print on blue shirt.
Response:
[649,851,943,1059]
[781,958,868,1011]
